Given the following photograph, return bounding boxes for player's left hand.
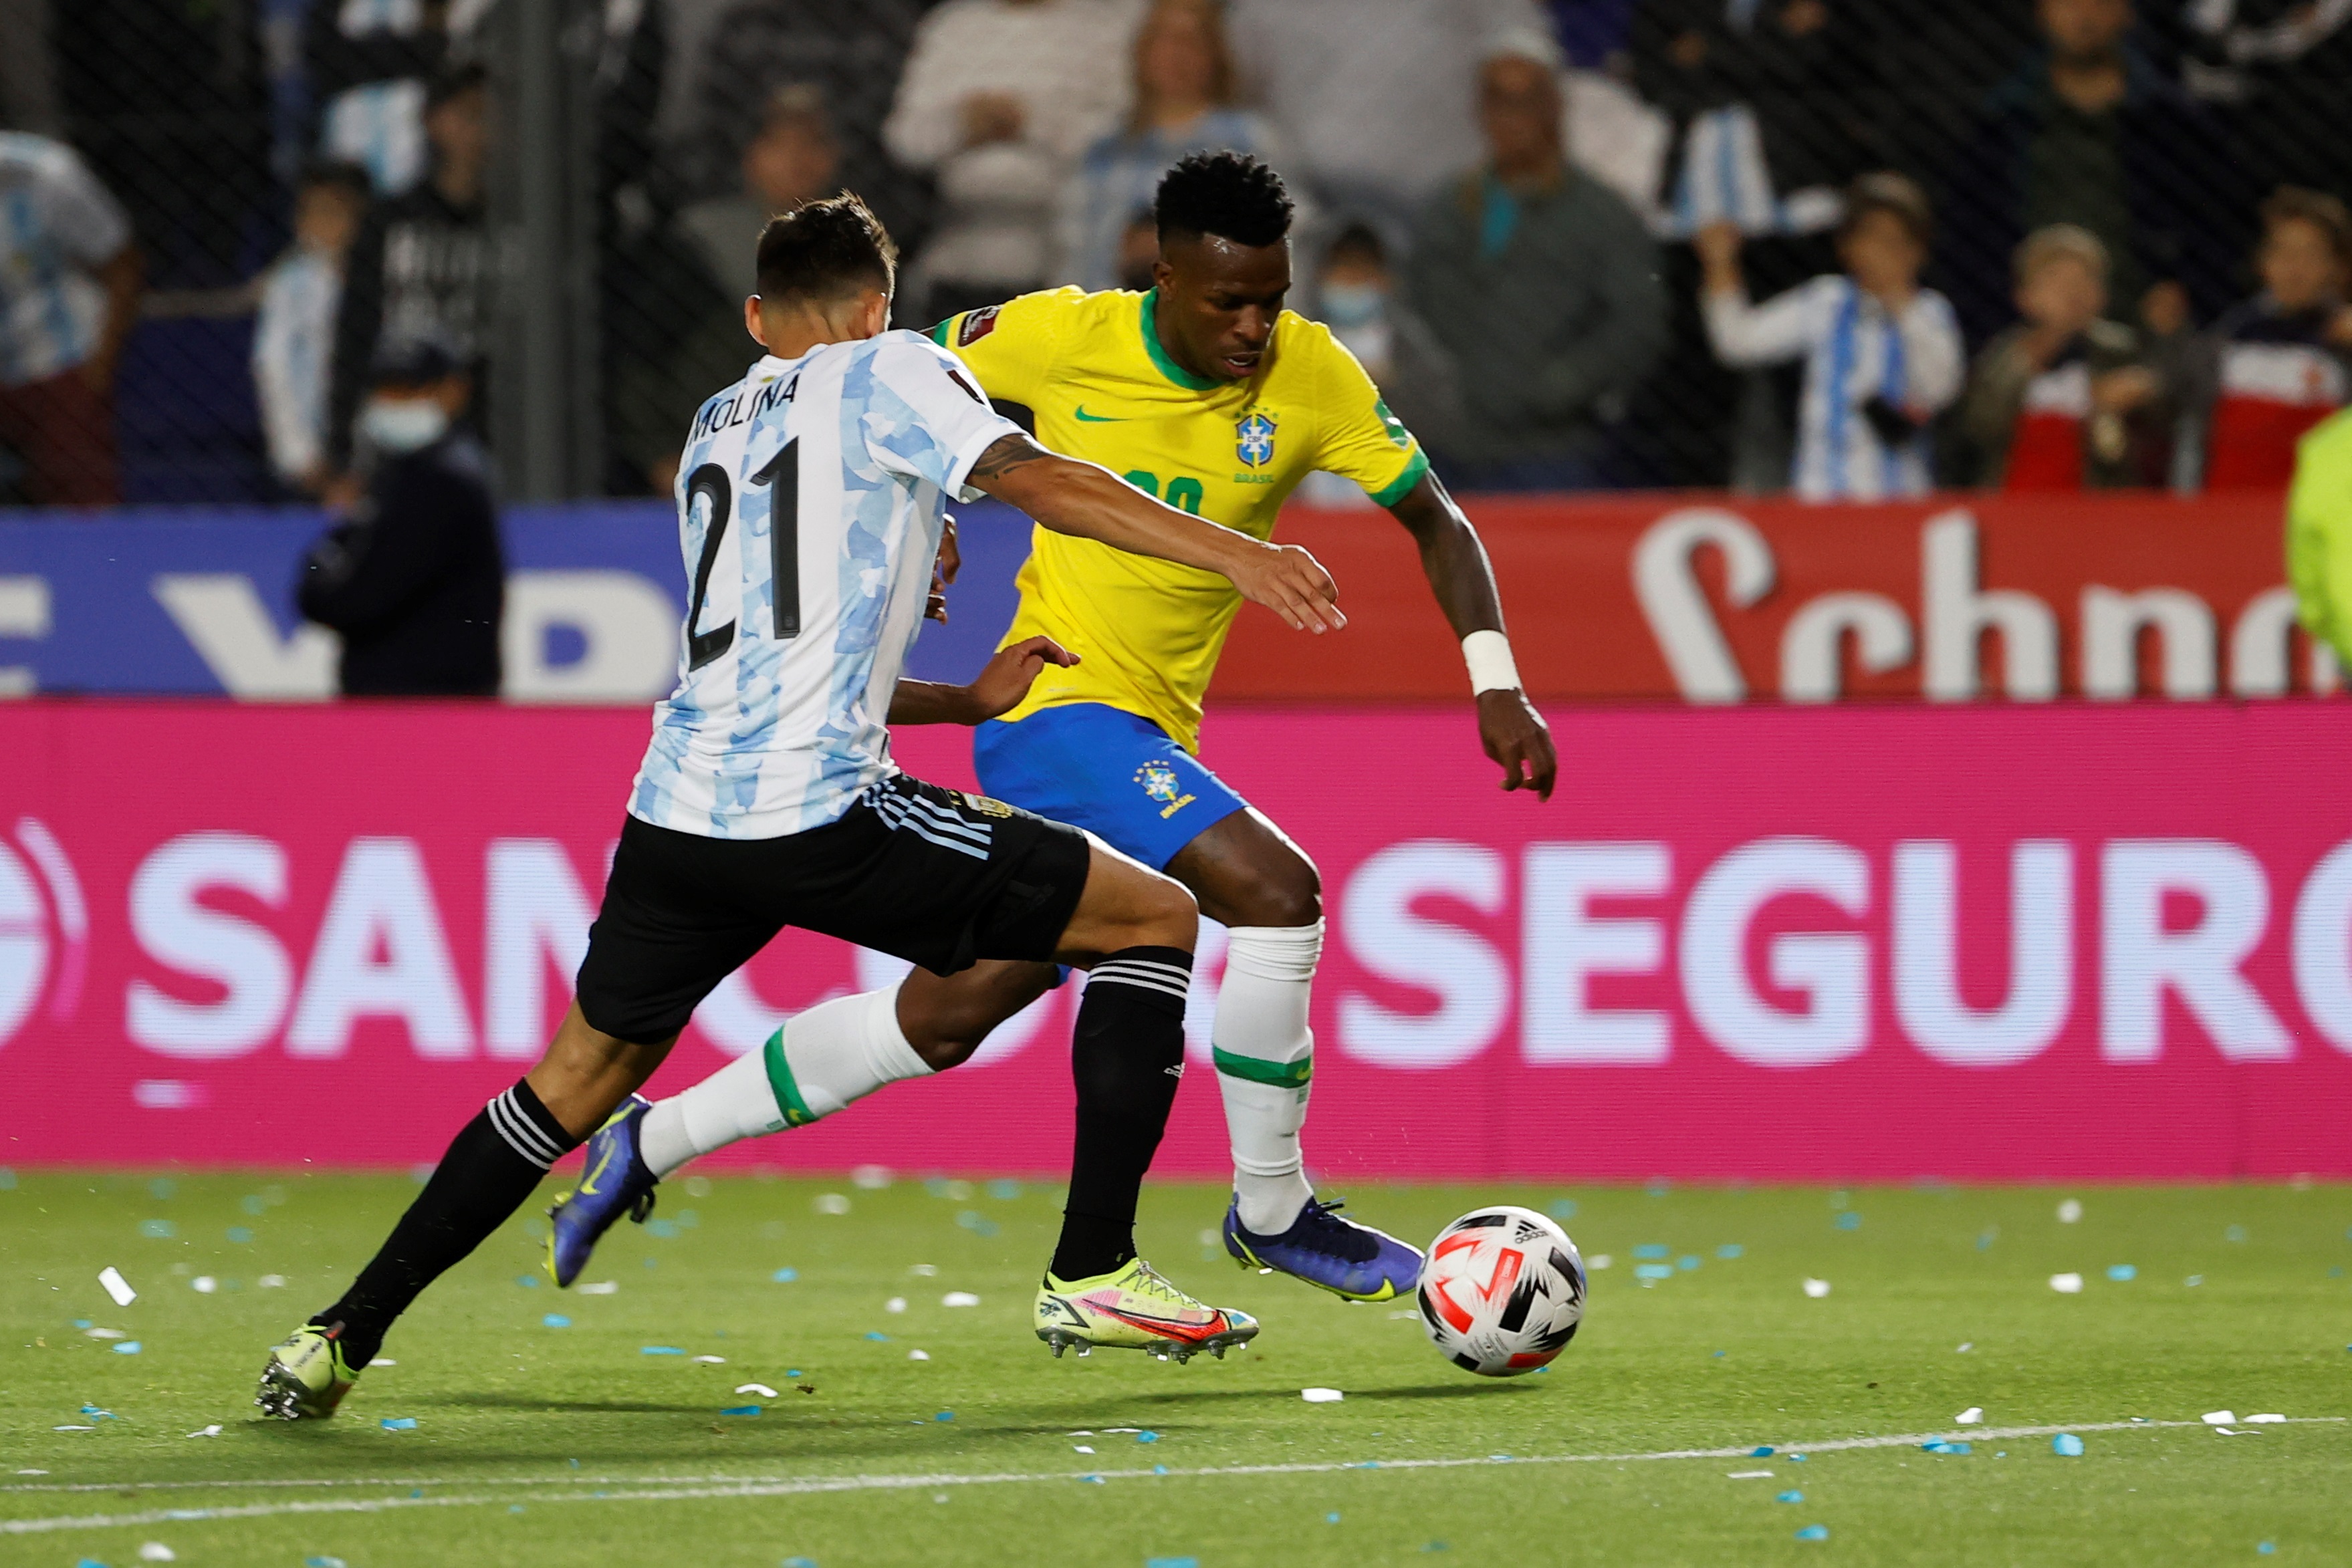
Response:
[965,634,1078,722]
[1478,688,1556,801]
[926,517,963,624]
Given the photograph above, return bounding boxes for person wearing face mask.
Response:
[1300,223,1463,503]
[297,336,503,697]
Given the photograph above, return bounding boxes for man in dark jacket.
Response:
[328,64,491,479]
[299,338,503,696]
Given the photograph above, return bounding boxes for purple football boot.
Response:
[1222,1194,1424,1302]
[545,1093,659,1287]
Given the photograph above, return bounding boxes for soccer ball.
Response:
[1416,1206,1586,1377]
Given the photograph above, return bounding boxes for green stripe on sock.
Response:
[1212,1047,1312,1089]
[761,1027,820,1128]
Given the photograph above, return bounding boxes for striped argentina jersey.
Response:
[1703,274,1964,501]
[629,330,1022,839]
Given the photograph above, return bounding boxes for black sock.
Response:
[1050,946,1192,1282]
[315,1079,580,1367]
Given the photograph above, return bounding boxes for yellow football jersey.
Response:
[927,286,1427,752]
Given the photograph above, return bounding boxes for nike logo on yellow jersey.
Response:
[1072,405,1126,422]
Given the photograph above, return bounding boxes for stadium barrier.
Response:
[5,698,2349,1180]
[0,491,2311,704]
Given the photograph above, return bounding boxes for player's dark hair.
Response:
[755,193,898,304]
[1155,150,1293,250]
[425,62,487,113]
[299,158,372,205]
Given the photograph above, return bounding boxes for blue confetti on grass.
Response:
[1145,1559,1199,1568]
[2107,1264,2137,1281]
[139,1219,174,1238]
[646,1218,681,1238]
[1751,1446,1774,1457]
[640,1346,685,1355]
[721,1406,761,1417]
[1137,1430,1159,1443]
[772,1268,798,1283]
[1834,1212,1861,1231]
[1921,1440,1971,1455]
[1327,1513,1342,1523]
[381,1417,417,1431]
[956,1211,1002,1237]
[2260,1543,2276,1555]
[935,1411,954,1422]
[1795,1525,1829,1542]
[148,1178,175,1200]
[782,1558,817,1567]
[241,1194,267,1216]
[2227,1225,2250,1243]
[2052,1434,2085,1456]
[865,1331,889,1341]
[987,1179,1024,1200]
[226,1226,254,1244]
[1788,1454,1807,1463]
[1778,1490,1803,1504]
[542,1315,570,1329]
[1080,1474,1105,1484]
[1678,1255,1701,1271]
[1547,1198,1577,1220]
[1632,1244,1669,1260]
[112,1342,140,1355]
[515,1275,540,1289]
[1635,1263,1673,1281]
[1717,1244,1744,1259]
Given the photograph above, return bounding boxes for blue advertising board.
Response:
[0,500,1032,700]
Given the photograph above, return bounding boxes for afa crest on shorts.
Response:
[1134,761,1197,820]
[1236,409,1277,469]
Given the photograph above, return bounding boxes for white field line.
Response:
[4,1418,2341,1537]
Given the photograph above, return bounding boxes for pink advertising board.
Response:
[3,699,2351,1180]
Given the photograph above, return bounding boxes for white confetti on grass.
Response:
[1802,1279,1831,1299]
[735,1384,779,1400]
[1727,1470,1774,1479]
[2246,1414,2287,1424]
[1301,1388,1343,1404]
[99,1267,136,1307]
[191,1277,217,1295]
[576,1283,618,1296]
[2049,1273,2084,1294]
[2057,1199,2083,1224]
[2203,1411,2237,1425]
[185,1426,221,1439]
[941,1292,980,1308]
[693,1356,725,1365]
[908,1350,931,1362]
[885,1298,907,1314]
[137,1543,175,1561]
[1956,1408,1983,1425]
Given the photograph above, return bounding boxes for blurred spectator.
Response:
[306,0,481,197]
[1943,0,2233,344]
[299,336,503,696]
[1548,0,1637,72]
[0,130,138,507]
[677,86,839,304]
[1956,223,2169,490]
[1696,172,1962,501]
[675,0,933,244]
[2178,186,2352,491]
[1635,0,1881,240]
[1405,33,1665,489]
[885,0,1144,323]
[1056,0,1290,291]
[1300,223,1463,504]
[328,65,489,482]
[253,161,372,497]
[610,89,836,493]
[1229,0,1549,248]
[2181,0,2352,205]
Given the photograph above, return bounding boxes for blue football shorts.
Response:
[971,702,1251,872]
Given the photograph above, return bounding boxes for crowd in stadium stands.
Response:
[1,0,2349,508]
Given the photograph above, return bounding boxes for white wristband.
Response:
[1462,629,1520,694]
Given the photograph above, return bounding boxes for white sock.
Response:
[1211,921,1322,1234]
[638,988,931,1178]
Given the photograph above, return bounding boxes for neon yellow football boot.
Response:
[255,1321,359,1420]
[1034,1257,1260,1363]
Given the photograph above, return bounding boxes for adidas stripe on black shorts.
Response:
[574,773,1090,1045]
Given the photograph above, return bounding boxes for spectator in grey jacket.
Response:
[1404,33,1665,489]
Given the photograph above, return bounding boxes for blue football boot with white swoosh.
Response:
[546,1093,658,1287]
[1223,1194,1425,1303]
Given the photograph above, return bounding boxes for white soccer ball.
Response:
[1416,1206,1586,1377]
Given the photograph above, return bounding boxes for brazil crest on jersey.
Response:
[630,331,1021,839]
[929,287,1427,752]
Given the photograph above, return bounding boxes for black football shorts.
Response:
[574,773,1091,1045]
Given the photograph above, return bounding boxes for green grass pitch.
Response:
[4,1172,2349,1566]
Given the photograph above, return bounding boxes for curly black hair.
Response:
[755,192,898,302]
[1154,150,1294,249]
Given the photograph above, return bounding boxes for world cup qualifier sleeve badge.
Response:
[1236,408,1278,468]
[1134,760,1198,820]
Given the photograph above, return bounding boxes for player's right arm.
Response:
[965,432,1346,635]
